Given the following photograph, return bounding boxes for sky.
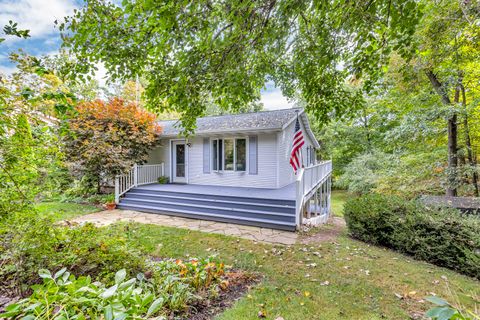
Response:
[0,0,293,110]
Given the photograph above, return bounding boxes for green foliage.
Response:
[1,258,227,319]
[336,148,446,197]
[0,212,145,294]
[157,176,169,184]
[314,0,480,197]
[344,194,480,279]
[425,296,480,320]
[1,269,167,319]
[0,52,80,216]
[0,20,30,43]
[336,150,395,194]
[60,0,422,134]
[0,114,37,217]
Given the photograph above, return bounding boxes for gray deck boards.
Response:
[136,182,296,201]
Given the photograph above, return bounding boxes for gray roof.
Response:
[158,108,302,136]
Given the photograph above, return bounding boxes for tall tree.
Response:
[416,0,480,196]
[60,0,422,134]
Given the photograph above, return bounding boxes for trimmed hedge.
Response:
[344,194,480,279]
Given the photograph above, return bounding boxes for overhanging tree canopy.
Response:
[60,0,422,133]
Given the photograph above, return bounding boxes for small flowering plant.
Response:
[151,257,225,291]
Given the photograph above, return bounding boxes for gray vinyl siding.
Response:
[187,134,277,188]
[277,117,316,188]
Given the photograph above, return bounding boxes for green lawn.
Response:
[36,201,480,319]
[34,202,101,221]
[331,189,352,217]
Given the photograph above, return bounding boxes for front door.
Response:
[172,141,187,183]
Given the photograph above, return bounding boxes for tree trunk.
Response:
[460,84,479,196]
[425,70,458,196]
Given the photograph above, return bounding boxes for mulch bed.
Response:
[184,270,260,320]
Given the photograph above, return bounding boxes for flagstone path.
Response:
[68,209,298,245]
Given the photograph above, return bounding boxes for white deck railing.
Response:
[295,160,332,228]
[115,163,164,203]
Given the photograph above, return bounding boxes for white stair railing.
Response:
[295,160,332,228]
[115,163,165,204]
[137,164,165,186]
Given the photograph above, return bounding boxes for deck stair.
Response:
[117,185,297,231]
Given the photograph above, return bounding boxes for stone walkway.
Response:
[69,210,298,245]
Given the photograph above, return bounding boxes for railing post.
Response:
[327,174,332,216]
[295,168,304,229]
[133,163,138,187]
[114,176,119,204]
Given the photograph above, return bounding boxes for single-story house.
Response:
[115,108,332,231]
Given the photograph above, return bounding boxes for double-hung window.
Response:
[212,138,247,172]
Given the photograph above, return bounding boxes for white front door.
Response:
[172,141,187,183]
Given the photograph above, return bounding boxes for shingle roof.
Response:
[158,108,302,136]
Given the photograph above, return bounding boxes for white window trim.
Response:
[211,137,249,173]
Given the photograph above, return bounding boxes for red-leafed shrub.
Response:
[64,98,161,193]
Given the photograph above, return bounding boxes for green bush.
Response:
[344,194,480,279]
[0,212,145,294]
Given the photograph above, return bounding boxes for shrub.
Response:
[344,194,480,279]
[0,212,145,295]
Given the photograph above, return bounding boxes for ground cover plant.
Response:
[1,258,239,319]
[343,194,480,279]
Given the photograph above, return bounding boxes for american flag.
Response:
[289,116,304,173]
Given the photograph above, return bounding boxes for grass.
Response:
[36,200,480,319]
[34,202,101,221]
[331,189,353,217]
